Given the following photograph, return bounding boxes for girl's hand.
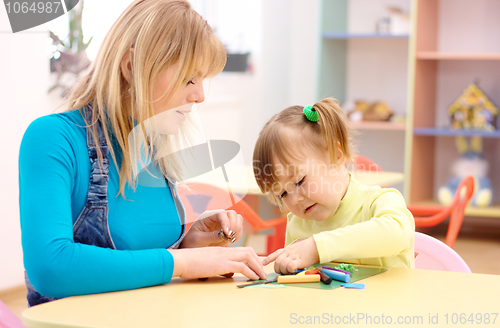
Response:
[170,246,267,281]
[180,210,243,248]
[262,237,320,274]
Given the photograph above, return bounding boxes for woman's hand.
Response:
[170,246,267,281]
[262,237,320,274]
[180,210,244,248]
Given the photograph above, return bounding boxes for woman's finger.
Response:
[215,211,233,239]
[228,214,244,243]
[232,262,260,281]
[225,210,240,240]
[232,247,267,280]
[212,229,230,244]
[196,209,225,224]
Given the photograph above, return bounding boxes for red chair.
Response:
[353,156,473,249]
[408,176,475,249]
[353,154,383,172]
[178,183,287,255]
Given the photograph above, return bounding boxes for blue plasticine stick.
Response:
[322,268,350,283]
[341,283,365,289]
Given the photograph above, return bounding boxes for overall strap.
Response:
[72,104,115,249]
[166,177,186,249]
[83,104,110,205]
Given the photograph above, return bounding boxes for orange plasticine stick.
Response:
[277,274,321,284]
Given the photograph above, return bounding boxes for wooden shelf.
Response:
[352,121,406,131]
[406,0,500,208]
[412,200,500,218]
[413,128,500,138]
[466,206,500,218]
[323,32,409,39]
[417,52,500,60]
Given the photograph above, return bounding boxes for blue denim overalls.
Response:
[25,104,187,306]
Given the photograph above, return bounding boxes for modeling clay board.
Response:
[264,264,387,290]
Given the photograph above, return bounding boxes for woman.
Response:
[19,0,265,306]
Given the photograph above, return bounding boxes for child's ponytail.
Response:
[309,98,355,165]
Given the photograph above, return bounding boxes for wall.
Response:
[0,7,59,289]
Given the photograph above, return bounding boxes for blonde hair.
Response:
[64,0,226,197]
[253,98,355,208]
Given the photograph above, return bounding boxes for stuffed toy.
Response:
[438,135,492,207]
[346,101,393,122]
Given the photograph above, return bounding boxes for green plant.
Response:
[49,0,92,97]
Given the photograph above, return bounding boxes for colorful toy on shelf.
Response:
[438,136,493,208]
[447,83,498,131]
[345,100,393,122]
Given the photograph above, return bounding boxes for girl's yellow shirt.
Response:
[285,176,415,268]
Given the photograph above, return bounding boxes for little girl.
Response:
[253,98,414,274]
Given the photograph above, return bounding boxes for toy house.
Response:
[447,83,498,131]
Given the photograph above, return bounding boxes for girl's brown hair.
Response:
[253,98,355,208]
[64,0,226,197]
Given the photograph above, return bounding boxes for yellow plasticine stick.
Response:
[277,274,320,284]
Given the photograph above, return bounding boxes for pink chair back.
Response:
[414,232,471,273]
[0,299,26,328]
